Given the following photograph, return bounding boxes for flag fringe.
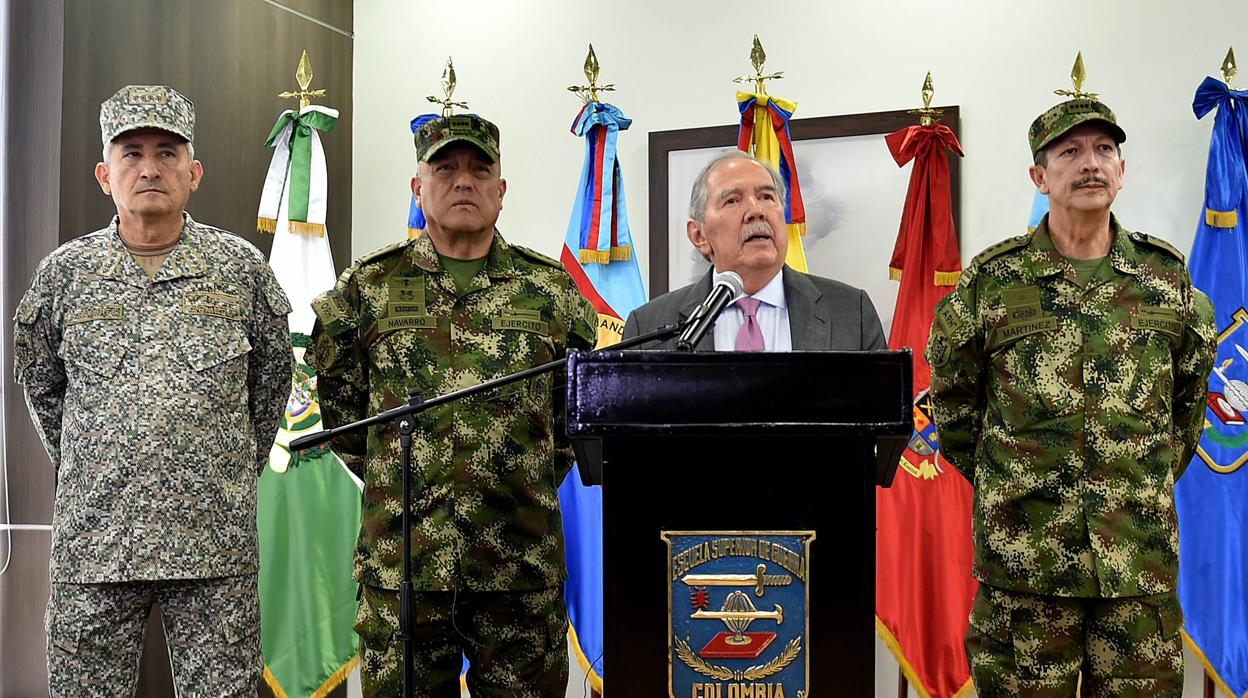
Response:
[876,616,942,698]
[579,246,632,264]
[310,654,360,698]
[262,665,290,698]
[934,270,962,286]
[407,227,423,241]
[288,220,327,237]
[1180,630,1239,698]
[568,621,605,693]
[1206,208,1239,228]
[257,217,278,235]
[889,267,903,281]
[263,654,360,698]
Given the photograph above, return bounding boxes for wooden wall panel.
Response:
[1,1,64,695]
[59,0,353,273]
[2,0,352,695]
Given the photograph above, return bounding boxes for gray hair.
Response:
[688,150,787,223]
[103,140,194,162]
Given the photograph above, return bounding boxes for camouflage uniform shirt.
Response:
[14,215,293,583]
[308,231,597,591]
[926,216,1216,598]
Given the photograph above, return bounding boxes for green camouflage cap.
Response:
[1029,98,1125,156]
[414,114,500,163]
[99,85,195,146]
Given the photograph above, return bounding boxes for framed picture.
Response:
[647,106,960,333]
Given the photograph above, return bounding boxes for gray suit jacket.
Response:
[622,266,888,351]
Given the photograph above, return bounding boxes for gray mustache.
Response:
[739,222,776,243]
[1073,175,1111,188]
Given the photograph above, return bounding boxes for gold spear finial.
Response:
[1054,51,1099,100]
[732,34,783,95]
[1223,46,1237,88]
[907,71,944,126]
[567,43,616,103]
[277,50,327,109]
[426,57,469,117]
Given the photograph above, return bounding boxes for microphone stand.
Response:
[290,322,683,697]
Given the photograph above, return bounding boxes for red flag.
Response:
[875,123,977,698]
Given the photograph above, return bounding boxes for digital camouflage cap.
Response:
[1028,98,1125,156]
[99,85,195,146]
[414,114,500,163]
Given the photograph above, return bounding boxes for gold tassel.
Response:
[256,217,277,235]
[262,665,291,698]
[407,227,424,240]
[609,245,632,261]
[1207,208,1238,228]
[933,270,961,286]
[287,220,326,237]
[889,267,903,281]
[579,248,612,264]
[309,654,361,698]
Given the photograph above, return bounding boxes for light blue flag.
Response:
[557,101,648,692]
[1178,75,1248,698]
[1028,190,1049,232]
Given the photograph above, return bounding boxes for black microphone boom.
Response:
[676,270,744,351]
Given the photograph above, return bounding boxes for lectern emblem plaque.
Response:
[663,531,814,698]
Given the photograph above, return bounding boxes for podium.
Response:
[567,350,912,697]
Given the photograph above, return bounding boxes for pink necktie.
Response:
[735,297,765,351]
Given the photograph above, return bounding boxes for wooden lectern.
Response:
[567,350,912,697]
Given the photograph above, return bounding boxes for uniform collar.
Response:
[1025,214,1140,279]
[407,228,520,280]
[98,213,207,286]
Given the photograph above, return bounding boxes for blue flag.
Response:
[1027,190,1049,232]
[557,101,648,692]
[1178,75,1248,698]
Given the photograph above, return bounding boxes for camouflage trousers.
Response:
[966,583,1184,697]
[45,575,262,697]
[356,584,569,698]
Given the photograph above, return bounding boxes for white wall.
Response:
[353,2,1244,696]
[353,0,1237,269]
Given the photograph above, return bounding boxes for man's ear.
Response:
[687,219,710,256]
[411,175,422,206]
[1028,164,1049,194]
[95,162,112,196]
[189,160,204,193]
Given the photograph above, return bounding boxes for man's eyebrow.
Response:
[717,187,743,199]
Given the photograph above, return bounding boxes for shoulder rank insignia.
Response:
[664,531,814,698]
[972,234,1030,267]
[511,244,565,271]
[1130,231,1186,262]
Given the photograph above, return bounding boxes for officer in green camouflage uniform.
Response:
[308,114,597,697]
[14,85,293,696]
[926,97,1217,697]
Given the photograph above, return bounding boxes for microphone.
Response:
[676,270,745,351]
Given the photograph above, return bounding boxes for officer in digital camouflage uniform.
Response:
[926,95,1216,696]
[13,85,293,696]
[308,113,596,697]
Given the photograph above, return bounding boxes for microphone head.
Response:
[712,270,745,298]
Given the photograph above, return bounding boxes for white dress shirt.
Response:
[711,270,792,352]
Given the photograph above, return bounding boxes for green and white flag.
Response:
[257,103,362,698]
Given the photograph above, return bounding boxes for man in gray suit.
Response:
[623,150,886,351]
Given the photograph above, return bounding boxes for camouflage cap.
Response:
[1029,98,1126,156]
[414,114,500,163]
[99,85,195,146]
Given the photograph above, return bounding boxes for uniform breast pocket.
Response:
[58,322,128,387]
[179,327,252,403]
[1127,329,1175,415]
[987,320,1078,417]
